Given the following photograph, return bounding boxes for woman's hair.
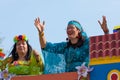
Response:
[8,41,32,62]
[66,32,84,48]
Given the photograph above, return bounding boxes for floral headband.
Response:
[13,34,28,43]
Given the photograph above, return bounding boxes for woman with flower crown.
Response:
[0,34,44,75]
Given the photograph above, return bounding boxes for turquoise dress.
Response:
[42,38,89,74]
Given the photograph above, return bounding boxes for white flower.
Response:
[0,69,15,80]
[75,62,93,80]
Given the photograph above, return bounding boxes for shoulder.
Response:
[0,57,12,66]
[31,49,43,62]
[32,49,40,56]
[45,41,67,48]
[4,57,13,63]
[84,38,89,43]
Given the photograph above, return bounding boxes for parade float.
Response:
[1,32,120,80]
[89,32,120,80]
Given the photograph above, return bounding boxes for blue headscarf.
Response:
[68,20,88,39]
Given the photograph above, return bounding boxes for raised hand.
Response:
[34,17,45,33]
[98,16,109,34]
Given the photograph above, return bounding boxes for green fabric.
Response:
[29,52,41,75]
[8,65,30,75]
[0,51,44,75]
[0,58,12,71]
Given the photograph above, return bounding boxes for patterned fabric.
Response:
[42,38,89,74]
[0,51,44,75]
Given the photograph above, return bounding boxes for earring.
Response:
[66,38,69,41]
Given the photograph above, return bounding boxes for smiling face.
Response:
[16,40,28,57]
[67,25,80,40]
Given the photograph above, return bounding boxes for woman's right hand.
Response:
[34,17,45,33]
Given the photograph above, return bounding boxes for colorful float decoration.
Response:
[89,32,120,80]
[76,62,93,80]
[2,32,120,80]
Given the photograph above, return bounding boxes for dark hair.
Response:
[8,41,32,63]
[66,32,84,48]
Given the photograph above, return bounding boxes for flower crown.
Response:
[13,34,28,43]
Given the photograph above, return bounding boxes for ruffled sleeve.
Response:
[42,42,67,54]
[30,51,44,75]
[42,42,66,74]
[0,57,12,71]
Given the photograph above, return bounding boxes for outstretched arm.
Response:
[98,16,109,34]
[34,17,46,48]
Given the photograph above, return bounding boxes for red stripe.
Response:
[0,52,5,58]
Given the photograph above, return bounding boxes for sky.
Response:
[0,0,120,56]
